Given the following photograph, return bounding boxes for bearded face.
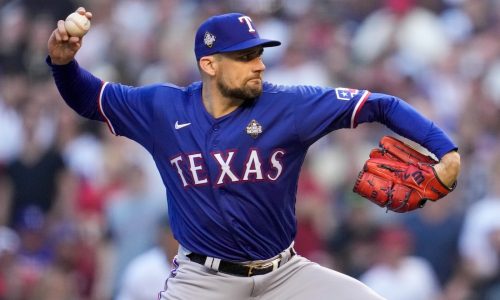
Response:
[216,75,262,101]
[213,47,265,102]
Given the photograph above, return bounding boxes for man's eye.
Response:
[235,49,263,61]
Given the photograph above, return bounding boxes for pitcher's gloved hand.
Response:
[353,136,456,213]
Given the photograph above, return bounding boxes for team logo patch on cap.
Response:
[246,119,262,138]
[204,31,216,48]
[335,88,359,101]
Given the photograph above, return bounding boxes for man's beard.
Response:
[217,78,262,102]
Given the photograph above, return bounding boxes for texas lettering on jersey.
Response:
[170,148,285,187]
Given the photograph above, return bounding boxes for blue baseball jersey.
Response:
[98,81,370,261]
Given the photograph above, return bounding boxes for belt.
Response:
[187,248,296,277]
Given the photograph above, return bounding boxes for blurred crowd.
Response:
[0,0,499,299]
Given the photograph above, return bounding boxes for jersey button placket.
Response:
[211,123,220,149]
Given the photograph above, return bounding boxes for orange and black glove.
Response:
[353,136,456,213]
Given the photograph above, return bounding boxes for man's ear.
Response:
[199,56,217,76]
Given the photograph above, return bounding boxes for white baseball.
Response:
[64,12,91,37]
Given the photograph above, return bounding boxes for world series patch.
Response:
[335,88,359,101]
[204,31,216,48]
[246,119,262,138]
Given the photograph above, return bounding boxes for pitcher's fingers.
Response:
[69,36,81,45]
[53,29,63,42]
[57,20,69,41]
[76,7,86,14]
[67,36,82,51]
[74,7,92,20]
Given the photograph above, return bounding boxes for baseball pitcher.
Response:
[47,8,461,300]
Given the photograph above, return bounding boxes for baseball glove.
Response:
[353,136,455,213]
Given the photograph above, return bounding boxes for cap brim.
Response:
[219,38,281,54]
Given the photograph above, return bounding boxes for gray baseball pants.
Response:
[158,245,385,300]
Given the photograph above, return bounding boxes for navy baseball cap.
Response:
[195,13,281,60]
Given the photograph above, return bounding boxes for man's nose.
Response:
[254,57,266,72]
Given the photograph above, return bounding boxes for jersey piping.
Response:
[351,90,370,128]
[97,81,116,135]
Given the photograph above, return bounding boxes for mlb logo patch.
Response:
[335,88,359,101]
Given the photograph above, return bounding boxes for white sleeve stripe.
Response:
[350,90,370,128]
[97,82,117,135]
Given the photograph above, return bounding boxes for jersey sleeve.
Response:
[99,82,157,152]
[292,86,370,145]
[356,93,458,159]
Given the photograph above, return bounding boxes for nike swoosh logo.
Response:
[175,121,191,129]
